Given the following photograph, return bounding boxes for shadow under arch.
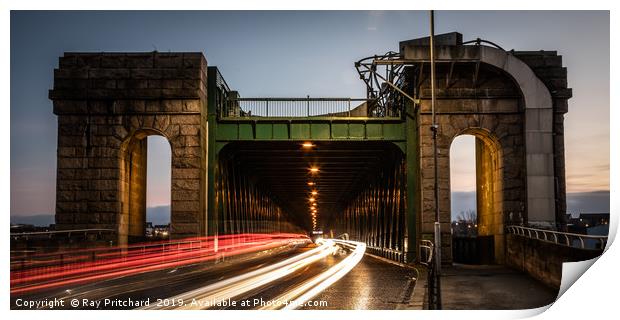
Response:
[118,128,172,246]
[450,127,505,264]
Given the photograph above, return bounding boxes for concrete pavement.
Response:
[439,264,558,310]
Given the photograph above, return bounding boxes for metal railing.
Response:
[506,225,608,250]
[10,228,116,240]
[220,97,401,118]
[210,67,233,115]
[419,239,434,266]
[208,66,403,119]
[420,239,441,309]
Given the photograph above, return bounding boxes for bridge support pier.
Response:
[51,52,210,245]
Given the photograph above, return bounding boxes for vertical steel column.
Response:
[429,10,443,309]
[405,102,418,262]
[331,152,406,260]
[206,67,219,238]
[215,149,302,236]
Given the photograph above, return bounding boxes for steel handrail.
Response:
[506,225,607,249]
[419,239,434,266]
[10,228,116,236]
[462,38,506,51]
[221,96,394,118]
[230,97,370,102]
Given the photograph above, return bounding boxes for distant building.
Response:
[146,223,170,239]
[145,222,154,237]
[567,213,609,234]
[10,224,53,234]
[451,220,478,238]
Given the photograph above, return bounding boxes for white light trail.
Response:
[262,239,366,310]
[140,239,337,310]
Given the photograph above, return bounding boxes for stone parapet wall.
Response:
[506,233,601,289]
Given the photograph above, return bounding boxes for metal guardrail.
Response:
[462,38,506,51]
[419,239,434,266]
[11,228,116,237]
[208,66,403,119]
[506,225,607,250]
[420,239,441,309]
[221,97,394,118]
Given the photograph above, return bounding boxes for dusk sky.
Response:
[10,11,609,218]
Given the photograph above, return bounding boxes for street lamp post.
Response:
[430,9,442,309]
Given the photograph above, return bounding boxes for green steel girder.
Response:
[214,119,406,142]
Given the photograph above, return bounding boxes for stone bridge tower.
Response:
[401,33,571,263]
[50,52,209,245]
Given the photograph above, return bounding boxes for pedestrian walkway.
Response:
[440,264,558,309]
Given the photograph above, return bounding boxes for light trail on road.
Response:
[141,239,366,310]
[11,233,310,295]
[261,239,366,310]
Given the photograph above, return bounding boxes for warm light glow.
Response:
[309,198,315,202]
[138,239,336,310]
[311,191,318,195]
[274,240,367,310]
[10,233,311,295]
[309,167,319,173]
[307,182,315,186]
[302,142,315,148]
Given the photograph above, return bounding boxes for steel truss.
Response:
[355,51,414,117]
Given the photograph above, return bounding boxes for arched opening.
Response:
[146,136,171,240]
[450,129,504,264]
[214,140,406,257]
[450,135,477,237]
[118,129,171,245]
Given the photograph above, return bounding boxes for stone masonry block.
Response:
[171,157,201,169]
[172,179,200,191]
[172,168,201,180]
[91,179,118,191]
[174,201,200,212]
[154,54,183,68]
[171,190,200,201]
[88,68,130,79]
[125,53,154,68]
